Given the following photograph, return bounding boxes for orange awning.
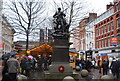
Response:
[29,44,53,53]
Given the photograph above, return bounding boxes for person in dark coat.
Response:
[7,55,20,81]
[1,57,10,81]
[102,60,109,75]
[37,55,43,71]
[42,56,48,70]
[110,58,120,79]
[85,60,92,72]
[20,57,27,75]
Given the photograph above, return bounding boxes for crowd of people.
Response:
[1,53,120,81]
[1,54,52,81]
[75,58,120,79]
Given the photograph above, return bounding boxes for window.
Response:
[106,38,108,47]
[116,3,120,11]
[92,43,93,48]
[103,39,105,47]
[103,26,104,34]
[97,28,99,36]
[108,23,110,32]
[111,21,114,30]
[118,18,120,28]
[87,44,88,49]
[96,41,98,48]
[108,37,110,46]
[104,25,106,33]
[102,39,104,48]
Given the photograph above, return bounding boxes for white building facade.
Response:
[2,16,15,54]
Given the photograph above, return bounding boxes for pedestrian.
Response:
[110,58,120,79]
[42,55,48,70]
[91,59,96,69]
[48,57,52,66]
[1,57,10,81]
[31,57,37,70]
[37,55,43,71]
[7,55,20,81]
[98,59,102,73]
[25,55,32,77]
[102,59,109,75]
[85,60,92,72]
[20,56,27,75]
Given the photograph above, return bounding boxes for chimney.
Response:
[89,13,97,21]
[107,2,114,10]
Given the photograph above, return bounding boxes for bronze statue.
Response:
[53,8,68,34]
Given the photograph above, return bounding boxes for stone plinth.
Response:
[45,32,79,81]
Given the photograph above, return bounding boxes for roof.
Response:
[29,44,53,52]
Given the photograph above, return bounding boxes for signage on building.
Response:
[0,43,4,48]
[100,53,107,55]
[110,37,118,46]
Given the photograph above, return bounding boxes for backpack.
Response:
[25,59,32,70]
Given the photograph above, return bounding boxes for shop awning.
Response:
[69,48,78,56]
[29,44,53,53]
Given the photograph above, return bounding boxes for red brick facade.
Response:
[95,1,120,49]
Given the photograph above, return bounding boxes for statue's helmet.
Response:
[58,8,61,11]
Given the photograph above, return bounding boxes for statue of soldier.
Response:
[53,8,67,33]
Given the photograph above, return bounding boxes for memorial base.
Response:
[45,62,79,81]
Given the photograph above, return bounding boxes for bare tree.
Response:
[3,0,46,51]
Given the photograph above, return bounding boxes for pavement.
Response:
[0,66,119,81]
[88,68,113,79]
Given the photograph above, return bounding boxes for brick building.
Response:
[94,0,120,58]
[72,0,120,59]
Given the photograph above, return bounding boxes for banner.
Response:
[0,43,4,48]
[110,37,118,46]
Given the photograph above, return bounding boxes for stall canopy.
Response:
[69,48,78,56]
[29,44,53,53]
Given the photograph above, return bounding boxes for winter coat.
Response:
[102,61,109,70]
[20,58,28,69]
[110,60,118,70]
[7,57,20,73]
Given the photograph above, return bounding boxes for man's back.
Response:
[7,57,19,73]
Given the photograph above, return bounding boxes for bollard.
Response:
[75,66,80,71]
[100,75,113,81]
[62,76,75,81]
[17,74,28,81]
[80,69,88,77]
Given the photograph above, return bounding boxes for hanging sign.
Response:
[110,37,118,46]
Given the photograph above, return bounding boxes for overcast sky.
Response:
[4,0,114,41]
[86,0,113,15]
